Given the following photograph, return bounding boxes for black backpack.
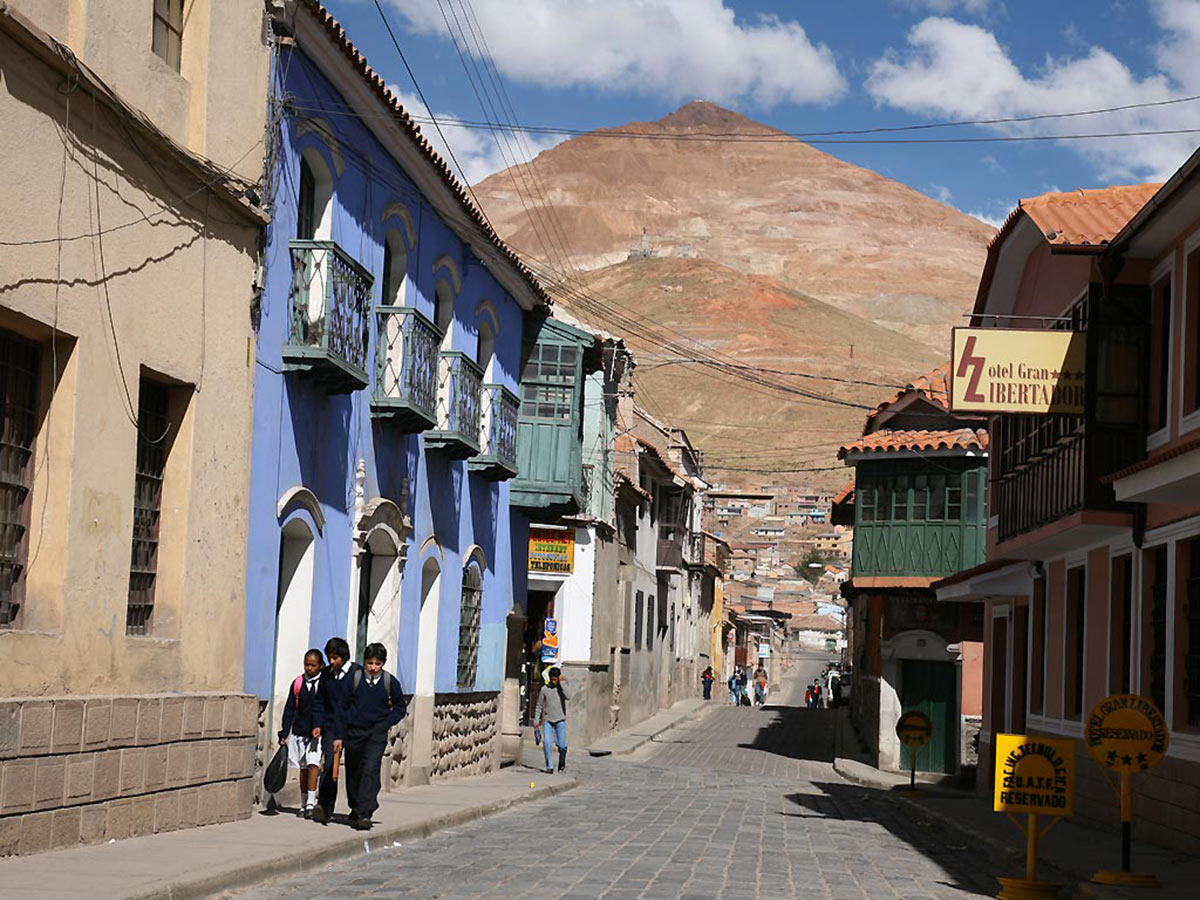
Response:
[350,669,400,709]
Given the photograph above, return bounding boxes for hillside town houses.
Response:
[0,0,742,856]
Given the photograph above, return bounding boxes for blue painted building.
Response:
[246,0,545,784]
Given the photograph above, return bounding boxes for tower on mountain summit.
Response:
[627,227,656,260]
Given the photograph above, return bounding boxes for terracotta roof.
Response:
[974,182,1161,317]
[298,1,550,309]
[614,469,652,502]
[838,428,988,459]
[866,363,951,425]
[1019,184,1162,247]
[832,480,854,505]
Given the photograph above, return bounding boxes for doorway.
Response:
[271,520,315,729]
[523,589,556,725]
[900,659,957,773]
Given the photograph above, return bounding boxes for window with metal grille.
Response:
[457,563,482,688]
[0,333,40,629]
[1147,546,1168,713]
[633,589,643,650]
[127,379,170,635]
[152,0,184,72]
[645,594,654,650]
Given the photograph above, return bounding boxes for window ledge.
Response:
[1181,408,1200,437]
[125,635,180,647]
[1148,426,1170,451]
[0,628,61,639]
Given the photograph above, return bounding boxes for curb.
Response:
[588,701,715,758]
[127,776,578,900]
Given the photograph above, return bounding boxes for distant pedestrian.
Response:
[336,642,406,831]
[311,637,361,825]
[805,684,814,708]
[753,665,767,708]
[815,682,823,708]
[701,666,714,700]
[535,667,570,774]
[278,648,324,818]
[728,671,740,705]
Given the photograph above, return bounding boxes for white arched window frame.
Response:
[380,228,408,307]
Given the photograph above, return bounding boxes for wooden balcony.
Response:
[370,306,441,431]
[469,383,520,480]
[425,351,483,459]
[657,536,683,571]
[285,240,372,393]
[993,415,1133,545]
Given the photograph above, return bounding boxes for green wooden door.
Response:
[900,660,957,773]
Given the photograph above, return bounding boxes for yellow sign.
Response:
[1085,694,1168,774]
[951,328,1086,414]
[993,734,1075,817]
[528,528,574,574]
[895,711,933,748]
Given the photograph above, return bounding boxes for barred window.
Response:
[0,333,40,628]
[457,563,482,688]
[127,379,170,635]
[520,343,578,421]
[152,0,184,72]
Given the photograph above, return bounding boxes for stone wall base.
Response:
[0,692,258,857]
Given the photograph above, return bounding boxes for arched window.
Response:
[297,148,333,242]
[476,319,495,379]
[381,229,407,306]
[457,562,483,689]
[434,279,455,348]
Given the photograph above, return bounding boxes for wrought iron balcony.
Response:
[285,240,372,393]
[469,383,519,480]
[371,306,441,431]
[425,351,483,459]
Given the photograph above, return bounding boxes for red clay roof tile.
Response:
[838,428,988,459]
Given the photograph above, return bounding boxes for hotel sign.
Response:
[528,528,574,574]
[951,328,1086,415]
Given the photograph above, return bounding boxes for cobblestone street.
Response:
[222,656,997,900]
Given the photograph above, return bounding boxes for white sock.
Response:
[301,791,311,808]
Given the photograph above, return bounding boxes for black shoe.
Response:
[311,806,329,825]
[302,806,313,820]
[295,806,306,818]
[354,816,373,831]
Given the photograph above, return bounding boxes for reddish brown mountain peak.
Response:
[656,100,769,133]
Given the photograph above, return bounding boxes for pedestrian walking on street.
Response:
[727,670,739,705]
[278,648,324,818]
[805,684,814,708]
[336,642,406,831]
[535,667,570,773]
[753,665,767,708]
[701,666,714,700]
[311,637,361,825]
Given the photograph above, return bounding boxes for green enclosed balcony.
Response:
[285,240,373,393]
[371,306,441,431]
[469,384,520,480]
[852,463,987,578]
[425,351,483,459]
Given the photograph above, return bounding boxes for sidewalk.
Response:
[833,742,1200,898]
[586,697,711,757]
[0,767,576,900]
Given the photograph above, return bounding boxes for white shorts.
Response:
[286,733,322,768]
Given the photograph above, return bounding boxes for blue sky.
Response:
[325,0,1200,226]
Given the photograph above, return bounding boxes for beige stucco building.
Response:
[0,0,268,854]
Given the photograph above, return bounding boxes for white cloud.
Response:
[965,207,1009,228]
[866,3,1200,181]
[929,183,954,204]
[388,0,845,108]
[388,88,564,185]
[902,0,993,15]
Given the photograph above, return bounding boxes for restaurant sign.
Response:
[951,328,1086,415]
[528,527,574,574]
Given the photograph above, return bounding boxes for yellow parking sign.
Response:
[993,734,1075,817]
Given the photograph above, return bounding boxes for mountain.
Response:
[472,101,993,487]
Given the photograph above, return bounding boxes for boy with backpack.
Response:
[278,648,325,817]
[312,637,361,825]
[333,642,406,830]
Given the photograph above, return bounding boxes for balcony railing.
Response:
[371,306,441,431]
[995,418,1095,543]
[469,383,519,480]
[657,527,683,570]
[425,351,483,459]
[684,532,704,567]
[285,240,372,393]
